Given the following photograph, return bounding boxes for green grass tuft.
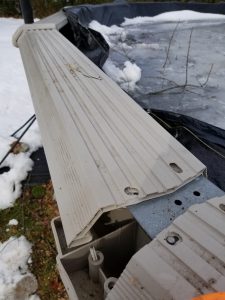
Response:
[31,185,46,199]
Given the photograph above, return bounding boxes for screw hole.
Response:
[104,277,117,294]
[174,199,182,206]
[219,203,225,212]
[193,191,201,196]
[169,163,183,173]
[165,232,182,245]
[208,278,216,285]
[108,281,115,290]
[124,187,139,196]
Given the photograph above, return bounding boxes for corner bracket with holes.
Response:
[108,195,225,299]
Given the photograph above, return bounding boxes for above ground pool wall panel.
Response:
[107,195,225,300]
[37,10,68,29]
[15,23,205,247]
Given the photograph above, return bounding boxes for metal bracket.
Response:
[129,176,224,239]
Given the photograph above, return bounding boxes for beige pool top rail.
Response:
[14,16,205,247]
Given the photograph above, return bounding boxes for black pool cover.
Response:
[32,2,225,191]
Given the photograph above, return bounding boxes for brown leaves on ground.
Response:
[0,181,68,300]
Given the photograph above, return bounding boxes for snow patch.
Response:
[0,18,42,209]
[135,43,160,50]
[8,219,18,226]
[103,60,141,91]
[122,10,225,26]
[89,20,142,90]
[89,20,124,46]
[0,137,34,209]
[0,236,38,300]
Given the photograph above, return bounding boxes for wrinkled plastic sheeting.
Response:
[64,3,225,130]
[63,3,225,192]
[109,19,225,130]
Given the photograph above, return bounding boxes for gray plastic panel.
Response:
[37,10,67,29]
[107,195,225,300]
[16,26,205,247]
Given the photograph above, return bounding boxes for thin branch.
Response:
[67,64,102,80]
[148,82,203,95]
[148,85,186,95]
[163,21,180,69]
[80,72,102,80]
[201,64,214,87]
[185,84,203,89]
[148,75,178,86]
[185,28,193,86]
[185,88,203,97]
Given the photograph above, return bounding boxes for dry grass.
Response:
[0,181,68,300]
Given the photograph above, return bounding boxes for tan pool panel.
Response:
[107,195,225,300]
[15,23,205,247]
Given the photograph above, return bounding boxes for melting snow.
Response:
[0,18,41,209]
[103,60,141,91]
[0,236,39,299]
[89,10,225,129]
[122,10,225,26]
[0,18,39,300]
[8,219,18,226]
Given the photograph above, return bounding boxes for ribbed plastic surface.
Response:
[17,27,205,247]
[107,195,225,300]
[37,10,67,29]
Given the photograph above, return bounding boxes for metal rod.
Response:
[19,0,34,24]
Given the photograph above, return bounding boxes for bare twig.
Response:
[67,64,102,80]
[185,28,193,86]
[80,72,102,80]
[185,88,203,97]
[163,21,180,69]
[148,82,203,95]
[149,85,186,95]
[148,76,178,86]
[199,64,214,87]
[185,84,202,89]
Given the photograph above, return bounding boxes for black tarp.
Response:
[29,2,225,191]
[63,2,225,67]
[150,110,225,191]
[62,2,225,191]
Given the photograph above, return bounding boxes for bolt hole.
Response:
[0,166,10,175]
[219,203,225,212]
[174,199,182,206]
[208,278,216,285]
[108,281,115,290]
[104,277,117,294]
[165,232,182,245]
[169,163,183,173]
[193,191,201,196]
[124,187,139,196]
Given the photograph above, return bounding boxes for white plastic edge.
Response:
[12,23,56,47]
